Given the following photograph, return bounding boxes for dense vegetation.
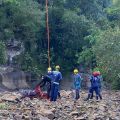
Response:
[0,0,120,89]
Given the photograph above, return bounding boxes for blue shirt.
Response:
[90,75,100,88]
[73,74,82,89]
[53,71,62,83]
[47,71,54,81]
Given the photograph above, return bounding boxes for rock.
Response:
[74,116,86,120]
[14,114,22,119]
[70,111,79,116]
[99,105,106,111]
[41,109,55,120]
[50,108,56,113]
[22,115,30,120]
[1,94,18,102]
[0,110,9,117]
[0,90,119,120]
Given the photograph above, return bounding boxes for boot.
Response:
[84,94,91,101]
[96,95,99,100]
[99,94,102,100]
[58,92,61,99]
[90,92,93,99]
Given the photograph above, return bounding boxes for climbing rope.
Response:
[45,0,50,67]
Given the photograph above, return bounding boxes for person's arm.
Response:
[60,72,62,80]
[90,76,93,82]
[37,77,46,87]
[79,75,82,85]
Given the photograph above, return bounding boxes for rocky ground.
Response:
[0,90,120,120]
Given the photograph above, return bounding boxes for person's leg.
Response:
[53,84,59,101]
[50,84,55,101]
[98,87,102,100]
[90,91,94,99]
[94,87,99,100]
[58,84,61,98]
[84,87,93,101]
[47,83,51,99]
[47,87,50,99]
[75,89,80,100]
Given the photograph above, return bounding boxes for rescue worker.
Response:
[46,67,54,98]
[85,71,102,101]
[38,74,52,99]
[55,65,62,98]
[47,67,54,81]
[90,71,102,99]
[50,65,62,101]
[73,69,82,100]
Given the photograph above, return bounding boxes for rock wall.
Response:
[0,71,29,90]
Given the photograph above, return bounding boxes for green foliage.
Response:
[0,0,120,89]
[93,29,120,89]
[16,52,41,75]
[0,42,6,64]
[106,0,120,27]
[76,48,95,68]
[0,103,8,110]
[0,0,41,73]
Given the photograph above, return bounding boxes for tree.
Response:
[0,42,6,64]
[93,29,120,89]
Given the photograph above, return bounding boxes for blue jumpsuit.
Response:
[89,76,102,100]
[50,71,62,101]
[90,75,102,99]
[73,74,82,100]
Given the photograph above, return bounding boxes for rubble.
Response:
[0,90,119,120]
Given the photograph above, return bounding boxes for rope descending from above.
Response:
[45,0,51,67]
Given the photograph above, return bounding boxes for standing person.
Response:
[55,65,62,98]
[73,69,82,100]
[46,67,54,99]
[90,71,102,100]
[50,65,62,101]
[85,71,102,101]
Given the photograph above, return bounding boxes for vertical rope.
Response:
[45,0,50,67]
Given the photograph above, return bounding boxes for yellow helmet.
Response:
[55,65,60,70]
[48,67,52,71]
[74,69,78,74]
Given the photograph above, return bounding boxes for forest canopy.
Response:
[0,0,120,89]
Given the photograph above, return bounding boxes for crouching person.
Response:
[73,69,82,100]
[15,75,52,102]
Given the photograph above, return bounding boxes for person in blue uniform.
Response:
[55,65,62,98]
[50,66,62,101]
[85,71,102,101]
[73,69,82,100]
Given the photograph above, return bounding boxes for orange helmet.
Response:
[93,71,100,76]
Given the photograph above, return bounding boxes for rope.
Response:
[45,0,50,67]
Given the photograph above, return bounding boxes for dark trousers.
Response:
[47,84,51,99]
[75,89,80,100]
[90,87,102,100]
[89,86,102,100]
[50,83,59,101]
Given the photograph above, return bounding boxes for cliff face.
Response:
[0,68,29,90]
[2,71,29,90]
